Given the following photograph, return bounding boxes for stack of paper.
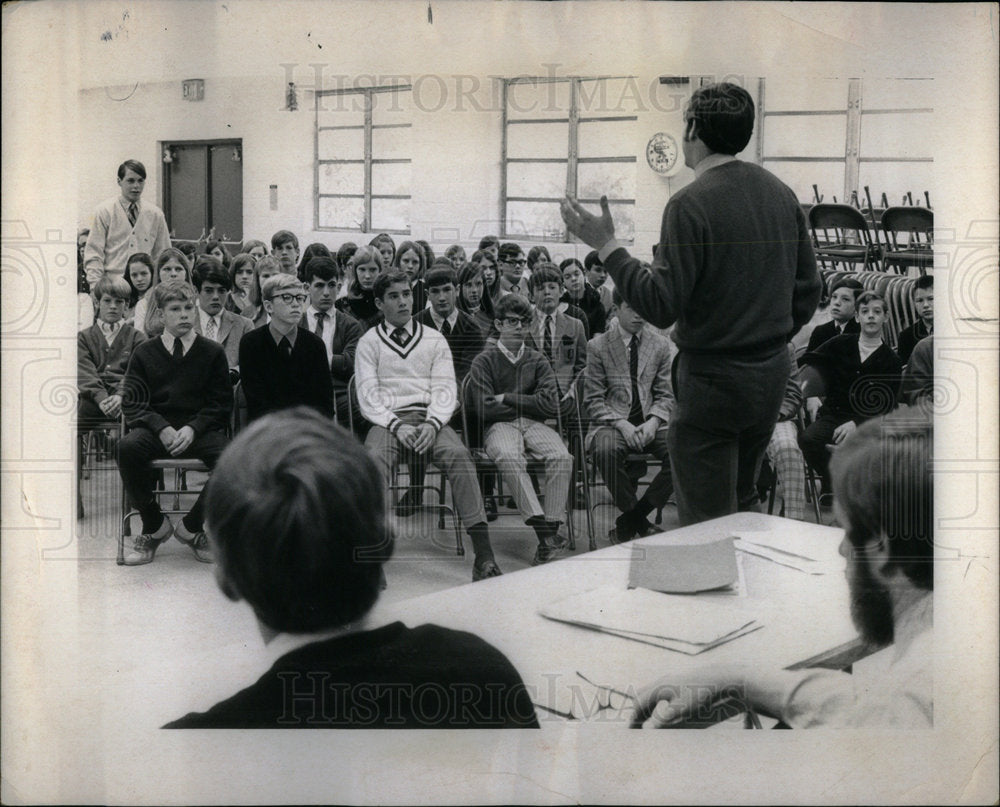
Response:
[734,532,843,575]
[628,536,738,594]
[539,585,763,655]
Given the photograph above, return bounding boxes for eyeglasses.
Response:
[501,316,525,327]
[503,258,527,266]
[272,293,308,305]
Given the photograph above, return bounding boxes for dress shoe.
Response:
[394,489,421,517]
[123,517,173,566]
[531,535,570,566]
[174,519,214,563]
[484,497,498,522]
[472,559,503,581]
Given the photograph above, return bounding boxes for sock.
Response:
[140,506,164,536]
[467,522,494,564]
[182,513,200,534]
[526,515,554,544]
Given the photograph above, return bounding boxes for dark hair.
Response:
[914,274,933,293]
[302,255,343,283]
[527,245,551,270]
[424,266,458,291]
[498,242,523,262]
[527,263,562,291]
[271,229,299,250]
[175,241,198,259]
[494,293,532,322]
[117,159,146,180]
[392,240,427,278]
[457,261,496,319]
[297,242,332,279]
[337,241,359,267]
[372,269,411,300]
[205,408,393,633]
[124,252,154,307]
[478,235,500,250]
[583,250,603,271]
[368,233,396,262]
[857,291,887,311]
[191,255,232,291]
[205,240,232,270]
[612,288,626,308]
[830,277,865,299]
[559,257,584,274]
[241,238,267,257]
[229,252,256,288]
[444,244,466,262]
[686,82,755,156]
[830,409,933,590]
[415,240,435,267]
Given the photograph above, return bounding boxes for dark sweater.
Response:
[561,283,607,335]
[336,287,382,332]
[604,160,821,352]
[413,308,486,382]
[164,622,539,729]
[803,333,902,421]
[896,319,931,365]
[806,318,860,355]
[466,344,561,427]
[123,335,232,435]
[238,326,335,422]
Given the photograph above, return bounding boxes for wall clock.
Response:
[646,131,681,176]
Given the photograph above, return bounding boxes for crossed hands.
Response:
[559,195,616,250]
[395,422,436,454]
[98,394,122,419]
[616,419,658,452]
[159,425,195,456]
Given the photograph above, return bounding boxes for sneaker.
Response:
[484,497,498,522]
[173,520,214,563]
[531,536,570,566]
[123,517,172,566]
[472,559,503,581]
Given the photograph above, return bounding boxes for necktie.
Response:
[314,311,325,338]
[391,327,409,347]
[172,338,184,360]
[628,334,644,426]
[205,316,217,340]
[544,315,554,361]
[440,319,452,337]
[279,336,292,357]
[127,203,138,227]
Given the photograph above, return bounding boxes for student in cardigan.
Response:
[805,277,862,354]
[354,270,502,581]
[84,159,171,289]
[164,408,539,729]
[457,259,497,334]
[896,275,933,366]
[559,257,607,336]
[300,256,363,432]
[117,280,232,566]
[191,255,254,384]
[393,240,428,313]
[584,250,614,315]
[561,82,821,526]
[631,409,932,729]
[584,290,675,544]
[78,274,146,426]
[133,247,192,336]
[270,229,300,275]
[466,294,573,566]
[238,274,335,423]
[123,252,153,325]
[336,245,384,331]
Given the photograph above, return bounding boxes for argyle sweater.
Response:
[354,321,458,433]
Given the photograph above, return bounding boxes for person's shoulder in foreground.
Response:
[164,407,538,729]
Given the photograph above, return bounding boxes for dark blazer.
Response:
[802,333,902,421]
[238,325,335,422]
[194,309,254,370]
[413,308,485,382]
[805,318,860,356]
[336,289,382,332]
[524,310,587,395]
[300,309,363,390]
[77,322,146,404]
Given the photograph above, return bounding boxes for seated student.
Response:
[239,274,334,422]
[270,229,300,275]
[798,291,903,493]
[78,275,147,425]
[584,291,675,543]
[123,252,153,324]
[466,295,573,565]
[354,270,501,582]
[901,335,934,406]
[336,241,359,294]
[241,239,268,263]
[300,256,362,431]
[497,242,530,300]
[163,408,539,729]
[336,245,383,331]
[205,239,232,272]
[526,245,551,287]
[191,255,254,383]
[226,252,258,320]
[133,247,191,336]
[249,255,281,328]
[560,257,607,336]
[763,352,809,521]
[117,280,232,565]
[444,243,466,270]
[369,232,396,269]
[805,277,862,354]
[584,250,614,315]
[896,274,933,365]
[457,259,496,334]
[631,409,932,729]
[472,248,503,306]
[478,234,500,261]
[414,266,486,384]
[393,240,428,312]
[175,240,198,263]
[296,242,332,280]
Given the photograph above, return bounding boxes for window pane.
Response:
[764,114,846,159]
[578,119,635,158]
[316,97,366,125]
[372,125,411,160]
[507,121,568,158]
[318,162,364,195]
[506,79,570,120]
[372,162,411,196]
[577,162,636,200]
[371,90,411,125]
[507,161,568,199]
[318,196,364,230]
[371,198,410,232]
[765,161,845,203]
[577,77,642,116]
[860,112,933,160]
[606,202,635,242]
[862,79,934,110]
[318,128,364,161]
[764,77,849,111]
[505,200,566,240]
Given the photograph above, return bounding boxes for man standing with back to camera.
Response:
[561,82,821,526]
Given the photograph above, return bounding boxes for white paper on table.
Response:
[733,536,842,575]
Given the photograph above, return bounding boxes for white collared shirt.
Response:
[429,308,459,333]
[160,328,198,356]
[198,307,222,342]
[497,340,525,365]
[98,319,122,347]
[305,305,337,364]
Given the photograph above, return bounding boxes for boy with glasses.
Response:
[497,242,530,300]
[238,274,334,422]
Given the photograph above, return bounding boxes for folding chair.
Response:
[880,206,933,276]
[77,417,121,520]
[808,204,882,273]
[348,376,464,556]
